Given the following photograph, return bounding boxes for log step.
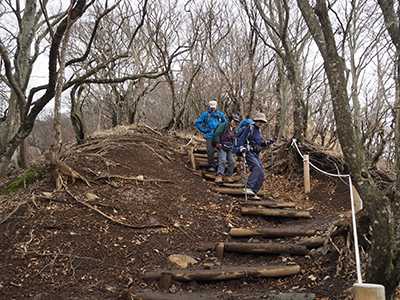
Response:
[144,264,301,282]
[212,187,266,196]
[241,206,311,218]
[221,242,308,256]
[230,227,315,238]
[239,200,297,208]
[203,173,242,185]
[194,146,207,153]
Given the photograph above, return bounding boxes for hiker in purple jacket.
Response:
[213,114,240,183]
[237,112,275,199]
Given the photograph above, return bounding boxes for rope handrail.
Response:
[291,139,362,284]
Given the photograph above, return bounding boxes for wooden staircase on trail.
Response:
[130,146,323,300]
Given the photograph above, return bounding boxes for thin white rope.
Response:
[291,139,362,284]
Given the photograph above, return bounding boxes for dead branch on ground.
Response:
[0,195,38,225]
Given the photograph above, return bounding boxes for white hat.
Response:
[253,112,267,123]
[208,101,217,108]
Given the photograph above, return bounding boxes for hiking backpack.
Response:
[202,111,222,129]
[232,119,255,154]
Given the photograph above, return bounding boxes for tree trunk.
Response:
[54,4,76,150]
[297,0,395,297]
[71,85,88,145]
[19,139,30,169]
[0,118,36,177]
[274,58,289,140]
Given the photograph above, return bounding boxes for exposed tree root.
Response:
[268,139,346,177]
[45,145,91,190]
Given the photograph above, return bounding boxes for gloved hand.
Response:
[240,146,247,153]
[216,143,221,150]
[264,139,275,146]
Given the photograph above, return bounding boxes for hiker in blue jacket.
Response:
[237,112,275,199]
[195,101,227,172]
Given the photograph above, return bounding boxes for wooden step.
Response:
[211,187,266,196]
[219,242,308,256]
[238,200,297,208]
[144,264,301,282]
[241,206,311,218]
[230,227,315,238]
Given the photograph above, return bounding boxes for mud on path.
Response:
[0,125,361,299]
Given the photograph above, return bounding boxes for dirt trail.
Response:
[0,125,358,299]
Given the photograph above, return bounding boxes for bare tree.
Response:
[202,0,274,120]
[65,0,168,143]
[251,0,312,141]
[0,0,66,171]
[374,0,400,297]
[296,0,398,298]
[53,1,86,152]
[0,0,88,177]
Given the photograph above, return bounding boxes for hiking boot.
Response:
[207,167,216,172]
[224,176,234,183]
[242,188,255,196]
[250,194,261,200]
[215,175,223,183]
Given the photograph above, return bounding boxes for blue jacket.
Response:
[195,108,227,139]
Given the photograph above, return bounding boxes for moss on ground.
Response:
[1,165,43,195]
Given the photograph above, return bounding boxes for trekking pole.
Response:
[243,153,248,205]
[270,145,274,197]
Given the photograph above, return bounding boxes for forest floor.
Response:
[0,125,395,300]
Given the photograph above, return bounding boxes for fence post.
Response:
[303,154,310,193]
[353,283,385,300]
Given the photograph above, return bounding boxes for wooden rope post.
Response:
[188,147,196,170]
[160,271,172,289]
[215,243,224,261]
[353,283,385,300]
[303,154,310,194]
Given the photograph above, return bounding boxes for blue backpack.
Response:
[232,119,255,154]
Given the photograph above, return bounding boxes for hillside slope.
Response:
[0,125,362,299]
